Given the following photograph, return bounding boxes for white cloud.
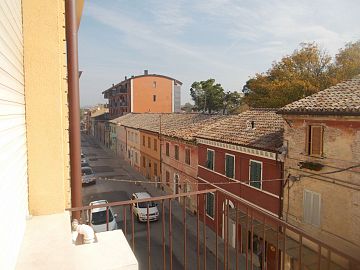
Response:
[86,2,233,69]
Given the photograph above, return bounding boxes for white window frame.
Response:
[249,159,263,190]
[206,148,215,171]
[225,153,235,179]
[206,192,215,220]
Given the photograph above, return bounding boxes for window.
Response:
[174,145,179,160]
[225,154,235,178]
[154,139,157,151]
[166,171,170,186]
[154,162,158,176]
[206,149,214,170]
[166,143,170,156]
[153,95,156,102]
[306,125,323,156]
[303,190,321,227]
[153,81,157,88]
[135,152,138,164]
[206,192,215,219]
[143,135,145,146]
[142,156,146,167]
[249,160,262,189]
[185,148,191,165]
[148,137,151,148]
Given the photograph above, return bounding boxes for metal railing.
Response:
[66,189,360,270]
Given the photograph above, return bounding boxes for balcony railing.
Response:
[66,189,360,270]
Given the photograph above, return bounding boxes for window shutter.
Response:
[250,161,261,189]
[311,193,321,226]
[305,125,310,154]
[303,190,312,224]
[310,126,323,156]
[207,150,214,170]
[226,155,234,178]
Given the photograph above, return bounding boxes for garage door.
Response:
[0,0,28,269]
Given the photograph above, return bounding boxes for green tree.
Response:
[181,102,194,113]
[190,79,225,113]
[222,91,243,114]
[332,41,360,82]
[243,42,334,108]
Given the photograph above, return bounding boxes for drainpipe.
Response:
[65,0,82,218]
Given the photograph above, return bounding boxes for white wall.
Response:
[0,1,29,269]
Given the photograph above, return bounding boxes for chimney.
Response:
[144,69,148,75]
[125,76,127,80]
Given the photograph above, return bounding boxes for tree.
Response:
[243,42,334,108]
[222,91,243,114]
[332,41,360,82]
[190,79,225,113]
[181,102,194,113]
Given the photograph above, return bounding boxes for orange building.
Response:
[140,129,161,183]
[103,70,182,118]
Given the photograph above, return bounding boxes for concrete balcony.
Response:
[16,213,138,270]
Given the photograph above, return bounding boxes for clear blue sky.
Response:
[78,0,360,107]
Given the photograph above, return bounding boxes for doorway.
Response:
[222,199,236,248]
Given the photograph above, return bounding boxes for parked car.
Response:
[87,200,117,233]
[132,192,159,222]
[81,160,90,168]
[81,153,87,163]
[81,166,96,185]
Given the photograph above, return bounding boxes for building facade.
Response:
[140,129,161,182]
[102,71,182,119]
[125,126,141,171]
[196,109,285,270]
[278,76,360,267]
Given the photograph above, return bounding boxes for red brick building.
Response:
[196,109,285,259]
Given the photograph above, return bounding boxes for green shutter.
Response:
[250,161,261,189]
[206,193,215,218]
[207,150,214,170]
[225,155,234,178]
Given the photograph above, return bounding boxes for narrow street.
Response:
[81,134,224,270]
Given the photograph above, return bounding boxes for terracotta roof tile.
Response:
[195,109,285,152]
[278,75,360,115]
[112,113,225,141]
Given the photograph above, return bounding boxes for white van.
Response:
[88,200,117,233]
[132,192,159,222]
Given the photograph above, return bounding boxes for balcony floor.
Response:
[16,212,138,270]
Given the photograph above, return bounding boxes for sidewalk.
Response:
[85,134,258,270]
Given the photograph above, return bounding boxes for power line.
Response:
[98,176,285,185]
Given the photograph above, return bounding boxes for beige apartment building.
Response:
[278,76,360,269]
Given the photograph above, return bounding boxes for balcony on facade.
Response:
[63,189,359,270]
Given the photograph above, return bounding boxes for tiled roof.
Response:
[195,109,285,152]
[278,75,360,115]
[112,113,225,141]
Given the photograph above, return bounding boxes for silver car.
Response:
[81,166,96,185]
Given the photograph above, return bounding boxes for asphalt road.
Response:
[81,134,224,270]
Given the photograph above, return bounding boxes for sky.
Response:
[78,0,360,107]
